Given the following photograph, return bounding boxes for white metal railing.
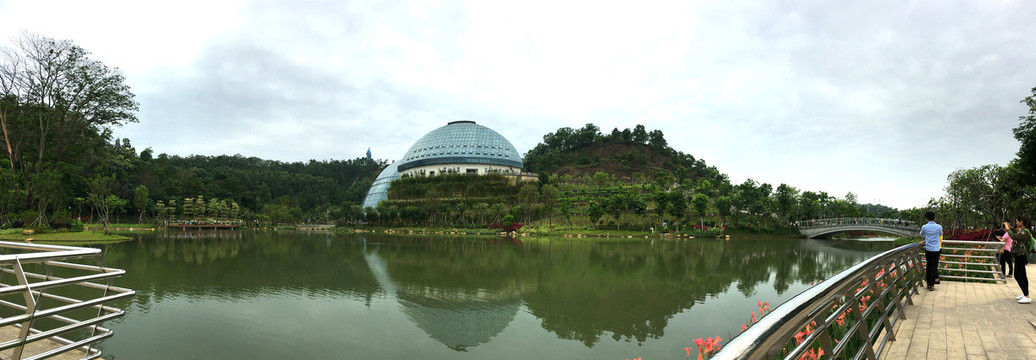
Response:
[795,218,919,230]
[0,241,133,359]
[714,242,923,360]
[925,240,1005,283]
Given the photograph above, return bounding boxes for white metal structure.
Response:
[0,241,133,360]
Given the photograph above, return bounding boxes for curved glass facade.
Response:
[397,121,523,172]
[361,160,400,209]
[361,121,524,209]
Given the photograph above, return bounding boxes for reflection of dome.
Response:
[361,121,524,208]
[363,250,522,351]
[397,286,521,351]
[361,160,401,209]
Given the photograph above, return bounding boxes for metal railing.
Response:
[926,240,1005,283]
[0,241,133,360]
[714,242,923,360]
[795,218,919,230]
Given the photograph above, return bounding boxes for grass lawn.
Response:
[84,223,154,228]
[0,229,132,243]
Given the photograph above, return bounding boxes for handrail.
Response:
[713,242,923,360]
[795,218,919,230]
[0,240,133,359]
[929,240,1005,283]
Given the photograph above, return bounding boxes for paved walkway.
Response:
[0,325,98,360]
[880,263,1036,360]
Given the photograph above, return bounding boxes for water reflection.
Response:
[365,247,524,351]
[95,232,889,359]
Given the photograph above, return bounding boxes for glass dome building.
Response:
[361,121,524,209]
[361,160,401,209]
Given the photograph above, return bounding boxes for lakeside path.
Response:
[880,262,1036,360]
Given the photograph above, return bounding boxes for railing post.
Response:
[12,258,36,360]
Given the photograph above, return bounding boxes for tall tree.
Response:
[666,191,687,229]
[0,32,138,222]
[540,184,559,227]
[133,184,150,223]
[586,200,604,229]
[690,193,710,229]
[1014,86,1036,185]
[774,184,799,224]
[86,174,114,232]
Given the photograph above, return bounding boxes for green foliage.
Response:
[935,162,1036,231]
[522,123,725,188]
[1014,86,1036,186]
[0,33,138,227]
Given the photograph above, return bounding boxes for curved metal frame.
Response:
[0,241,133,360]
[714,242,923,360]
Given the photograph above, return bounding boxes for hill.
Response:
[522,124,725,184]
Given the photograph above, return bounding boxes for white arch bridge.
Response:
[795,218,920,239]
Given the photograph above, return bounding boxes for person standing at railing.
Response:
[920,211,942,292]
[1005,216,1033,304]
[994,228,1014,278]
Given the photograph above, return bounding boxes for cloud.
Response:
[4,0,1034,209]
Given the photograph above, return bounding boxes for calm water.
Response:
[87,231,892,359]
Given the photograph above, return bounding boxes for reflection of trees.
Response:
[521,238,878,347]
[99,232,885,349]
[98,231,383,312]
[369,237,879,348]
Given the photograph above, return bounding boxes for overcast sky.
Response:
[2,0,1034,210]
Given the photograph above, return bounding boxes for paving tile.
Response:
[878,263,1036,360]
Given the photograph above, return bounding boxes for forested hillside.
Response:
[524,124,725,184]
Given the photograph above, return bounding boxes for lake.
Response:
[89,231,892,359]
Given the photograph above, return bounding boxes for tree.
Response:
[666,191,687,230]
[648,130,667,149]
[690,193,710,228]
[774,184,799,224]
[86,174,114,232]
[133,185,150,223]
[517,184,539,224]
[587,200,604,229]
[632,125,648,143]
[604,194,626,229]
[540,184,559,227]
[154,200,167,225]
[653,191,669,226]
[715,196,732,225]
[592,172,612,189]
[1014,86,1036,185]
[0,32,138,219]
[195,196,207,218]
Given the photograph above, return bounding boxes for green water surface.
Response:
[89,231,891,359]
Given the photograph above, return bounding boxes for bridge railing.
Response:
[926,240,1005,283]
[0,241,134,359]
[712,242,923,360]
[795,218,919,229]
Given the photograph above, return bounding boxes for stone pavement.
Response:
[880,263,1036,360]
[0,325,99,360]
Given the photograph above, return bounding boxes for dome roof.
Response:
[396,121,523,172]
[361,160,401,209]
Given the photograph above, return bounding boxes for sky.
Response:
[1,0,1034,210]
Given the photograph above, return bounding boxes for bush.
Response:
[682,228,725,238]
[49,210,74,230]
[70,219,85,232]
